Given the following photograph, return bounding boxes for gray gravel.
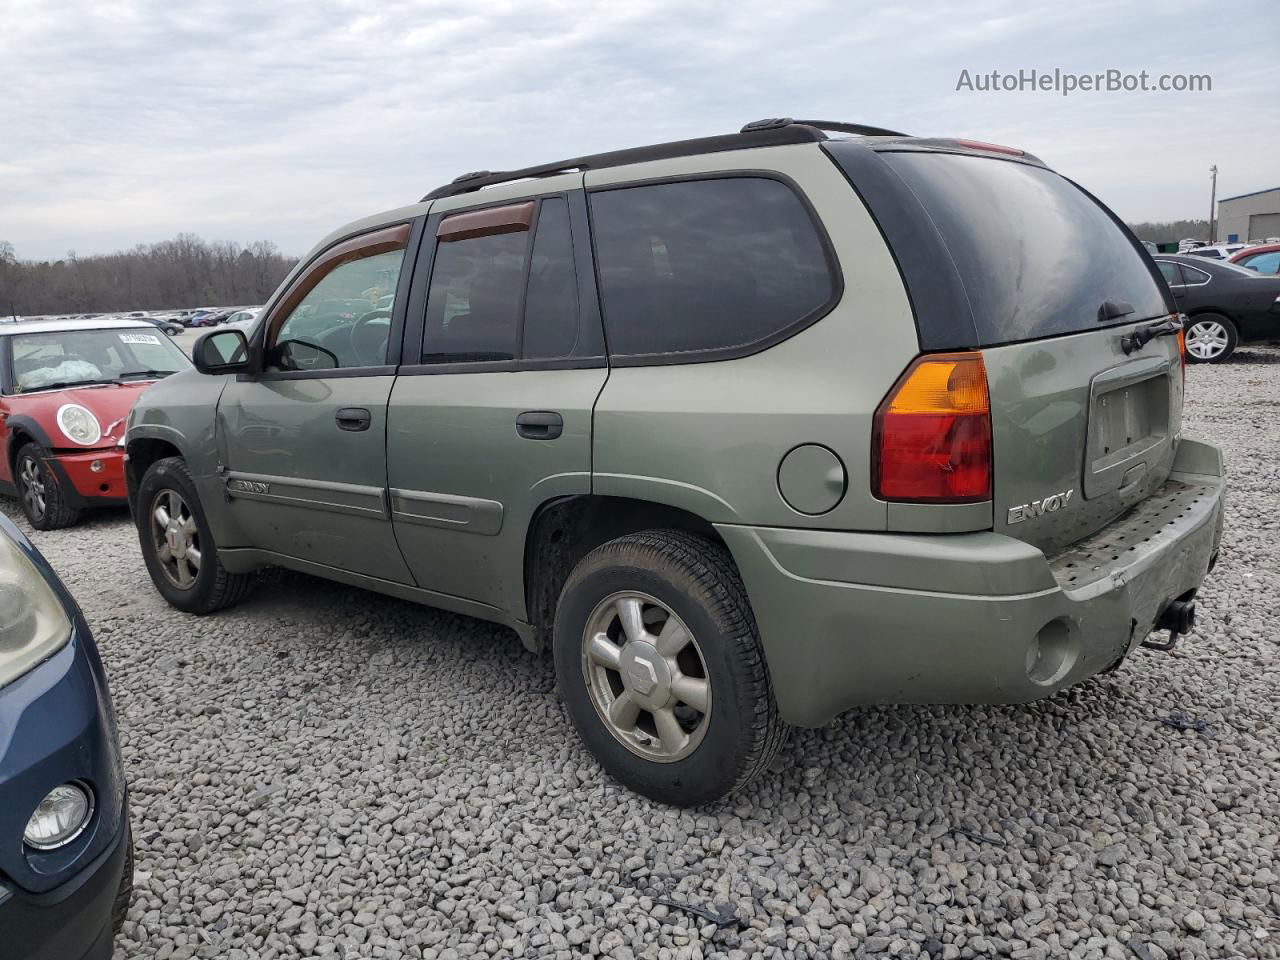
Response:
[4,348,1279,960]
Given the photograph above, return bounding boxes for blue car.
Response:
[0,513,132,959]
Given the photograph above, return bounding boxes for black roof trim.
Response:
[421,119,916,202]
[421,124,833,201]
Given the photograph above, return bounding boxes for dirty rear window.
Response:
[881,152,1170,345]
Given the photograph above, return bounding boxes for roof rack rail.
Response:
[420,121,843,202]
[741,118,910,138]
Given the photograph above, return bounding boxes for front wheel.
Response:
[1184,314,1238,363]
[135,457,251,613]
[14,443,82,530]
[553,530,786,806]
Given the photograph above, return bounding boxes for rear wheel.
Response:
[136,457,251,613]
[14,443,82,530]
[1184,314,1238,363]
[553,530,786,806]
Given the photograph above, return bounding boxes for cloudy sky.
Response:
[2,0,1276,260]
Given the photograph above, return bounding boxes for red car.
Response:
[0,319,192,528]
[1230,242,1280,275]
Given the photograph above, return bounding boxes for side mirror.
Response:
[193,329,251,375]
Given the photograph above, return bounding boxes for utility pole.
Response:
[1208,164,1218,243]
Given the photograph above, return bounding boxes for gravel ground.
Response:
[4,349,1279,960]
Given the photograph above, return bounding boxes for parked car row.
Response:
[21,306,264,334]
[1172,237,1280,262]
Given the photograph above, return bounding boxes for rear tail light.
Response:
[1176,322,1187,385]
[873,353,992,503]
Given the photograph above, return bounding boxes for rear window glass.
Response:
[590,178,834,358]
[881,152,1170,344]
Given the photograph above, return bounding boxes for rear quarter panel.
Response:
[587,144,920,531]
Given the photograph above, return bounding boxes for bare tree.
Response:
[0,241,23,319]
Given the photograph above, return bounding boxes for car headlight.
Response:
[56,404,102,446]
[0,532,73,688]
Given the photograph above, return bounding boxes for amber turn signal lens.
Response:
[883,355,990,415]
[873,353,993,504]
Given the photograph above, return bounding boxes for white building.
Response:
[1217,186,1280,243]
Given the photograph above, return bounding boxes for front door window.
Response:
[267,227,409,371]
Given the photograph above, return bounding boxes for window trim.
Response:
[246,219,422,382]
[583,170,844,367]
[398,191,608,376]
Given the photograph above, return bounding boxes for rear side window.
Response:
[590,177,835,359]
[879,152,1170,345]
[1156,261,1182,285]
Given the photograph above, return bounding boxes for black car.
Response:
[1154,254,1280,362]
[137,316,183,337]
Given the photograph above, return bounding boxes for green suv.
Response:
[126,119,1226,805]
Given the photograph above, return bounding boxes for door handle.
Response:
[335,407,372,432]
[516,411,563,440]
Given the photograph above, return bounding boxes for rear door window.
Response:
[521,198,582,360]
[422,230,527,362]
[419,196,597,364]
[878,152,1170,345]
[589,177,836,360]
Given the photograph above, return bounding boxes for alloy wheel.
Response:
[1185,320,1230,360]
[18,456,46,521]
[580,591,711,763]
[150,489,202,589]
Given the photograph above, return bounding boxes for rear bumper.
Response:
[48,449,127,509]
[719,438,1226,727]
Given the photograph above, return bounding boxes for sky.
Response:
[1,0,1277,260]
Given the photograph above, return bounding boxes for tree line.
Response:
[1125,219,1211,244]
[0,236,297,318]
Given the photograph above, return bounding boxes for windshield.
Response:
[9,327,192,392]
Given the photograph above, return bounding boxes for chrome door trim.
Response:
[225,471,389,520]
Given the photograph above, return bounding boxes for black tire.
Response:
[135,456,252,613]
[553,529,786,806]
[13,442,82,530]
[111,823,134,935]
[1184,313,1238,363]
